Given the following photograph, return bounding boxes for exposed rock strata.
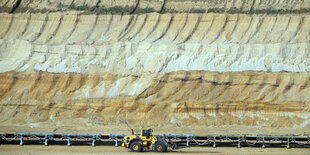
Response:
[0,71,309,132]
[0,1,309,134]
[1,0,309,14]
[0,13,309,74]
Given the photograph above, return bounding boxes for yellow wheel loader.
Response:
[122,129,168,152]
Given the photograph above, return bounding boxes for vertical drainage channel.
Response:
[9,0,22,14]
[160,0,166,13]
[130,0,140,14]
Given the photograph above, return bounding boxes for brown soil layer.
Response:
[0,71,309,135]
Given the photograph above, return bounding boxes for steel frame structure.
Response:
[1,132,309,149]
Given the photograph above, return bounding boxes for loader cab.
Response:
[141,129,153,139]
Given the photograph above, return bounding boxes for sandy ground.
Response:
[0,145,310,155]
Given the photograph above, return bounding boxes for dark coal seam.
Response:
[158,78,280,87]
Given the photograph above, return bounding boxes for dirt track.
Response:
[1,145,310,155]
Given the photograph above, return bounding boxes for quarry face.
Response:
[0,0,309,135]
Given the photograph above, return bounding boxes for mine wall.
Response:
[0,0,309,135]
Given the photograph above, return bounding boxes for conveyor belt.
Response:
[0,132,309,148]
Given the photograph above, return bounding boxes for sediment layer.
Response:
[0,1,309,134]
[0,71,309,131]
[0,13,309,74]
[1,0,310,14]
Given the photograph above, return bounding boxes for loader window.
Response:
[142,129,151,139]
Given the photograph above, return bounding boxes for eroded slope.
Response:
[0,1,309,135]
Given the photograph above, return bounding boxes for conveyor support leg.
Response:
[20,135,23,145]
[287,137,290,149]
[44,135,48,146]
[186,136,189,147]
[92,135,96,147]
[115,137,118,147]
[213,136,216,148]
[262,137,265,148]
[67,137,71,146]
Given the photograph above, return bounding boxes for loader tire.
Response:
[130,141,143,152]
[154,141,167,152]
